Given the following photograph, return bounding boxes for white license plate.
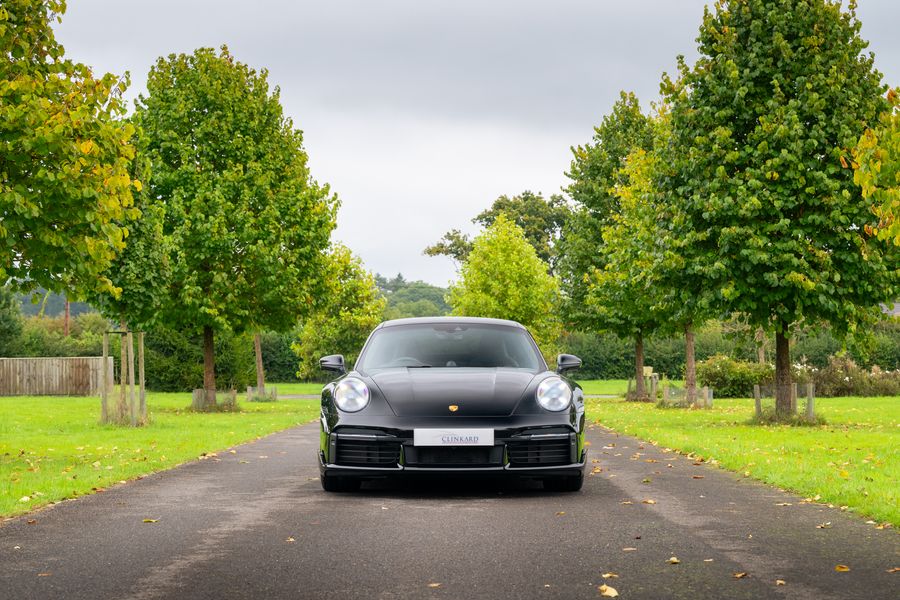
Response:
[413,428,494,447]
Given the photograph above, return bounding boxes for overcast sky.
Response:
[57,0,900,287]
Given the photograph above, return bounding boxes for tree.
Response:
[660,0,899,415]
[1,0,140,297]
[448,215,560,349]
[0,285,23,356]
[854,88,900,244]
[425,191,570,272]
[134,47,337,406]
[558,92,654,331]
[293,245,386,379]
[379,278,450,320]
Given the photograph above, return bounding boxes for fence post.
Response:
[805,383,815,421]
[663,385,670,405]
[791,383,798,413]
[650,374,659,402]
[707,387,714,408]
[753,384,762,418]
[138,332,146,423]
[101,333,109,423]
[127,331,137,427]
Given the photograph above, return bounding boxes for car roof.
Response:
[376,316,527,330]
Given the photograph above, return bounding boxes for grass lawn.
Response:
[271,382,325,395]
[0,393,319,518]
[585,396,900,527]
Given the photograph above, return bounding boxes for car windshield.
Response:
[357,323,544,372]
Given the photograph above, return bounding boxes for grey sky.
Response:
[57,1,900,286]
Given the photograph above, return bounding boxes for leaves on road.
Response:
[598,584,619,597]
[886,567,899,573]
[776,579,786,586]
[556,511,566,516]
[26,519,37,525]
[733,572,748,579]
[774,502,792,507]
[622,547,637,552]
[285,537,296,543]
[835,565,851,572]
[427,583,442,588]
[142,518,159,523]
[641,499,656,505]
[601,573,619,579]
[667,556,681,564]
[816,522,832,529]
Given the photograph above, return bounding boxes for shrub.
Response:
[697,355,773,398]
[813,356,900,397]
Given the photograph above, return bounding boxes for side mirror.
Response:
[556,354,582,375]
[319,354,346,374]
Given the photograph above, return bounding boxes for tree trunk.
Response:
[64,298,70,337]
[755,327,766,364]
[203,326,217,408]
[775,325,793,416]
[684,323,696,405]
[254,333,265,396]
[634,331,646,399]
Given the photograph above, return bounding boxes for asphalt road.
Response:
[1,423,897,600]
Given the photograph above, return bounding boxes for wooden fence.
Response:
[0,357,115,396]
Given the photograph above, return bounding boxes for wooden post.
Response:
[707,387,714,408]
[753,385,762,418]
[699,386,709,408]
[192,389,204,411]
[806,383,815,421]
[650,374,658,402]
[791,382,798,413]
[118,328,127,422]
[663,385,670,405]
[127,331,137,426]
[101,332,109,423]
[138,332,146,423]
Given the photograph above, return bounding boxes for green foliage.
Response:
[293,245,386,379]
[0,285,23,355]
[697,355,774,398]
[425,191,570,271]
[258,330,301,382]
[15,289,93,318]
[812,356,900,397]
[448,215,560,347]
[376,274,450,320]
[660,0,898,339]
[133,46,337,355]
[854,88,900,244]
[558,91,654,330]
[0,0,140,297]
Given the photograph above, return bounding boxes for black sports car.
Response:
[317,317,586,492]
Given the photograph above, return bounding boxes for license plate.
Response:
[413,428,494,447]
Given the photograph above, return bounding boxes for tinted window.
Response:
[358,324,544,372]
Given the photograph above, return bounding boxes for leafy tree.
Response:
[425,191,570,271]
[293,245,386,379]
[1,0,140,297]
[448,215,560,349]
[659,0,898,415]
[376,276,450,320]
[0,285,23,355]
[558,92,654,330]
[134,47,337,406]
[854,88,900,244]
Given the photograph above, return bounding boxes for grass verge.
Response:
[585,396,899,527]
[0,393,319,518]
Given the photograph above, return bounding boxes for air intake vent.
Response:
[507,437,572,467]
[335,439,401,467]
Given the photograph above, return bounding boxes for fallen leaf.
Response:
[668,556,680,564]
[591,466,602,474]
[427,583,441,588]
[816,522,832,529]
[875,523,891,530]
[37,572,51,577]
[703,559,714,563]
[641,478,652,484]
[556,511,566,516]
[620,501,633,505]
[622,547,637,552]
[228,450,237,454]
[18,496,30,503]
[838,470,849,478]
[26,519,37,525]
[774,502,792,507]
[285,537,295,543]
[142,518,158,523]
[886,567,899,573]
[601,573,618,579]
[834,565,850,572]
[598,584,619,597]
[776,579,786,586]
[692,475,705,479]
[733,572,748,579]
[642,499,656,505]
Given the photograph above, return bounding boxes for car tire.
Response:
[544,473,584,492]
[321,473,361,493]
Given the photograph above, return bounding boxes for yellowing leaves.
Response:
[79,140,94,154]
[598,583,619,597]
[142,518,159,523]
[667,556,681,564]
[834,565,851,572]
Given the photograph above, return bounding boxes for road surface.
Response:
[1,423,897,599]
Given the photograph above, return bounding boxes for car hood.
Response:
[368,368,537,417]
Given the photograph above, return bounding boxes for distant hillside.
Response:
[16,289,95,318]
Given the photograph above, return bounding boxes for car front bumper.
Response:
[319,427,587,478]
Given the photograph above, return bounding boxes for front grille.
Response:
[507,437,572,467]
[405,446,503,467]
[335,438,401,467]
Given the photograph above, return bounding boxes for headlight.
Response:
[536,377,572,412]
[333,378,370,412]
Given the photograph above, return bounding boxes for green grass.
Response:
[270,382,324,395]
[0,393,319,518]
[585,396,900,526]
